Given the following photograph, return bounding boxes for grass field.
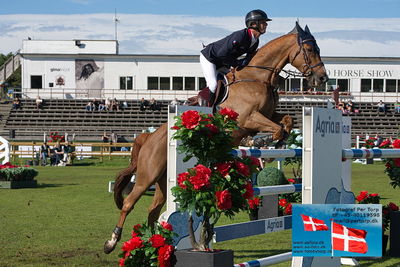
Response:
[1,157,400,266]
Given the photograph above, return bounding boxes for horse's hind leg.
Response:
[104,180,151,254]
[147,171,167,225]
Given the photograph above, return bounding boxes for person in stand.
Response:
[394,101,400,114]
[12,97,21,110]
[110,131,118,151]
[139,98,149,111]
[61,141,75,165]
[149,98,160,111]
[101,131,109,153]
[377,100,388,115]
[200,9,271,105]
[39,142,50,166]
[35,96,44,110]
[50,142,64,166]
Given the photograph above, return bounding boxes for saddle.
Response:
[187,73,229,112]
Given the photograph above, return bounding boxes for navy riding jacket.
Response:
[201,28,259,69]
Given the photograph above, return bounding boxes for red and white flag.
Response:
[300,214,329,231]
[332,222,368,254]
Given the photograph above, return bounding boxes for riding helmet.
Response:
[245,9,272,28]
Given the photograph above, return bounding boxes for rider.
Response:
[200,9,271,105]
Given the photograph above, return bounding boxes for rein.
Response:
[236,37,324,85]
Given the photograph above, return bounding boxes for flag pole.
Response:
[330,219,334,257]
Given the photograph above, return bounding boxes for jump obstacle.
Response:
[160,106,400,267]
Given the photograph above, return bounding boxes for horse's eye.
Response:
[306,47,313,53]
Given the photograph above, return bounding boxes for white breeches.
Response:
[200,53,218,93]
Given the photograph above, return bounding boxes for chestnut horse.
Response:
[104,22,328,253]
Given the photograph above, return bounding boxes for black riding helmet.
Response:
[245,9,271,32]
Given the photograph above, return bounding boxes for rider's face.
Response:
[258,20,268,34]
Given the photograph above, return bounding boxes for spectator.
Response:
[122,100,128,110]
[332,85,340,107]
[85,100,94,111]
[139,98,149,111]
[377,100,388,115]
[98,99,106,111]
[12,97,21,110]
[337,100,345,113]
[35,96,44,110]
[92,98,99,111]
[39,142,50,166]
[101,131,109,143]
[169,98,180,105]
[394,101,400,114]
[105,98,112,111]
[50,142,64,166]
[149,98,160,111]
[61,141,75,166]
[111,98,120,111]
[111,131,118,151]
[345,100,354,114]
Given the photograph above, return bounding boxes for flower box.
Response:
[390,211,400,257]
[0,180,37,189]
[174,249,233,267]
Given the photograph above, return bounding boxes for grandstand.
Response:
[1,98,398,144]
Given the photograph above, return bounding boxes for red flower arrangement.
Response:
[119,221,176,267]
[383,202,399,231]
[364,137,376,148]
[48,131,65,143]
[171,108,260,251]
[278,197,293,215]
[355,191,380,204]
[380,138,400,188]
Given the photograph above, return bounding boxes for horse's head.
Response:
[289,22,329,87]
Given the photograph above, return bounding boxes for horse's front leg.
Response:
[242,111,285,141]
[271,112,293,136]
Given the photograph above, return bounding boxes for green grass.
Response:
[0,158,399,266]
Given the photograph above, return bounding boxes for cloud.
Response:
[0,14,399,57]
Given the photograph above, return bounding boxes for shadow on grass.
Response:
[69,162,96,166]
[234,249,291,260]
[37,183,79,188]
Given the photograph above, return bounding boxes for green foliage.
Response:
[257,167,288,186]
[0,53,13,66]
[283,129,302,178]
[0,164,38,181]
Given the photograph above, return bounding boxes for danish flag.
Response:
[332,222,368,254]
[300,214,329,231]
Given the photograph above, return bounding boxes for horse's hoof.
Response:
[104,240,117,254]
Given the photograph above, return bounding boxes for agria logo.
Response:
[315,116,340,137]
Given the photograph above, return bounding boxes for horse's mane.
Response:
[257,22,314,53]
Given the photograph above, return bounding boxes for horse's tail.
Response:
[114,132,152,210]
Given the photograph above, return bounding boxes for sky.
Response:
[0,0,399,57]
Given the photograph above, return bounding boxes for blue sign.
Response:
[292,204,382,257]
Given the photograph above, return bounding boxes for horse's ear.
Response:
[305,25,311,34]
[295,21,304,34]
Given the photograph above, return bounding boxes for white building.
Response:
[20,39,400,102]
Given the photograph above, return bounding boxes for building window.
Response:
[160,77,170,90]
[373,79,384,92]
[198,77,206,90]
[337,79,349,91]
[120,76,133,90]
[361,79,371,92]
[326,79,337,91]
[148,77,159,89]
[386,79,397,92]
[173,77,183,90]
[31,75,42,89]
[185,77,195,90]
[290,78,301,91]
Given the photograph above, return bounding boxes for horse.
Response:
[104,22,329,253]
